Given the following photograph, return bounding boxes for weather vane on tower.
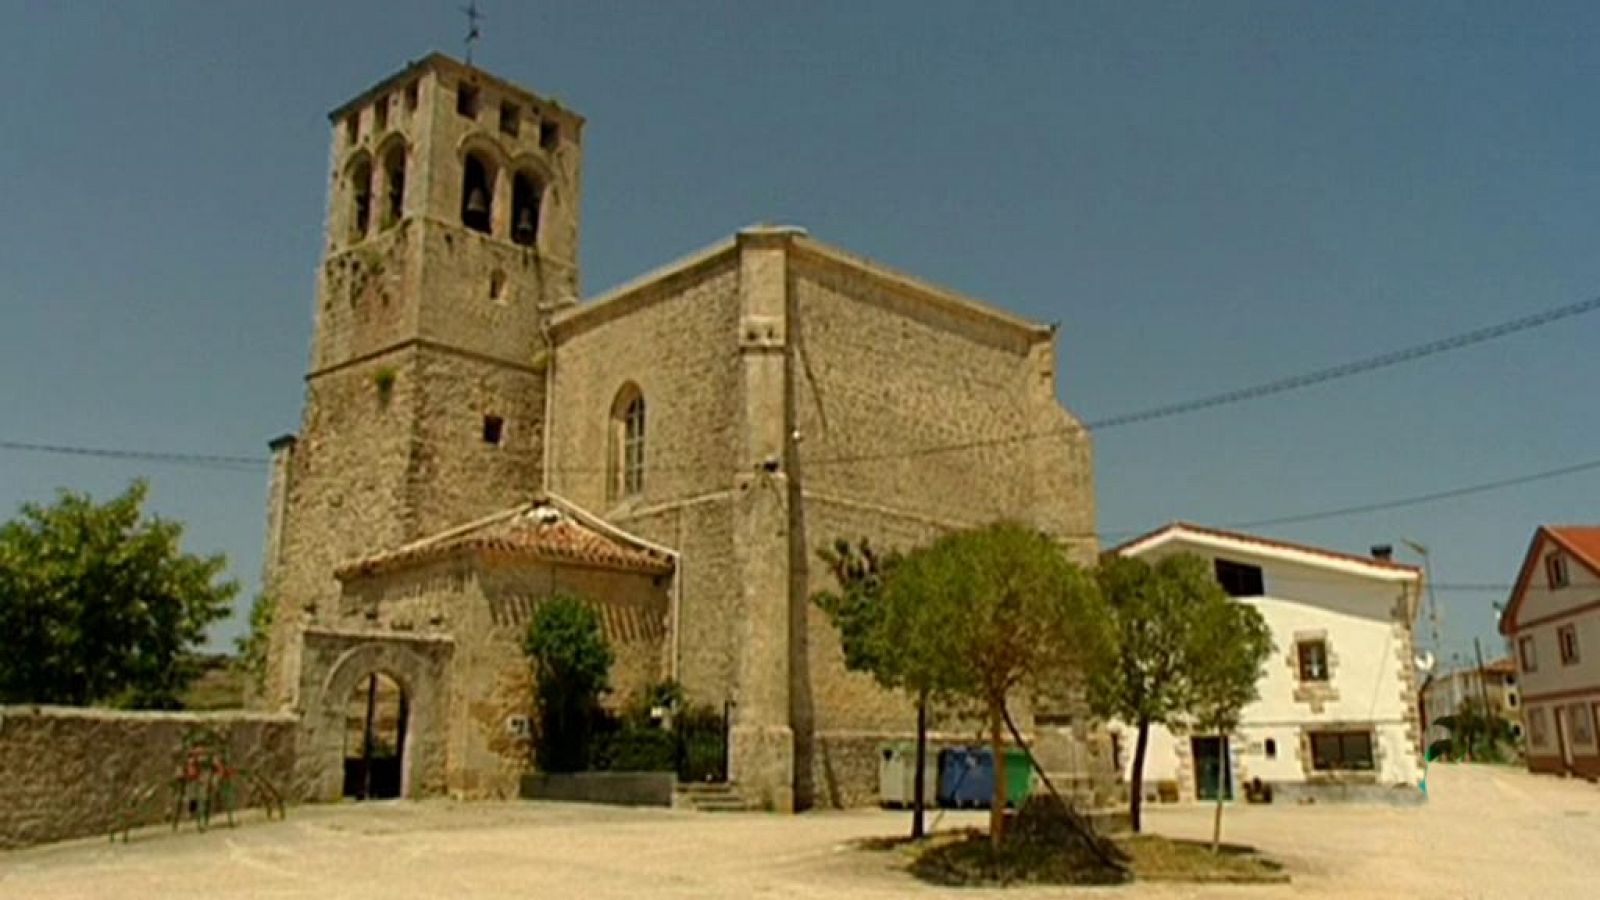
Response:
[461,1,485,66]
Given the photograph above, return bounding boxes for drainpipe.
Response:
[540,318,556,493]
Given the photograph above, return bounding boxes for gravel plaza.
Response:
[2,764,1595,899]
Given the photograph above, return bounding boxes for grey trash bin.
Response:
[878,742,938,808]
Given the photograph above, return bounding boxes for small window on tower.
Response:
[482,415,504,445]
[539,119,559,150]
[345,113,359,146]
[500,102,520,136]
[404,80,419,111]
[374,96,388,133]
[488,269,506,302]
[457,83,480,119]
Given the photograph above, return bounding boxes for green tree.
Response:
[0,480,236,708]
[522,593,614,772]
[1086,553,1232,833]
[233,591,275,701]
[881,523,1104,847]
[1180,595,1273,853]
[814,538,948,838]
[1434,697,1517,763]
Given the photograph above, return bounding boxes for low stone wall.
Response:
[520,772,675,806]
[0,705,298,849]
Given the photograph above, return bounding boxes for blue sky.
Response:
[2,1,1597,668]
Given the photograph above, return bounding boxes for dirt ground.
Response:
[1,764,1595,899]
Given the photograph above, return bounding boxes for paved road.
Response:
[1,764,1595,898]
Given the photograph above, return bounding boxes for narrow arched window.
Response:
[381,143,406,228]
[608,385,645,500]
[511,170,542,247]
[349,156,373,241]
[460,152,493,234]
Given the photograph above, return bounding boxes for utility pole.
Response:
[1473,637,1492,712]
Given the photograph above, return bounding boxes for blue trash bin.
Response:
[938,746,994,808]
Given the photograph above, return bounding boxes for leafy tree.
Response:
[1180,594,1273,853]
[880,523,1104,847]
[814,538,948,838]
[233,591,275,701]
[1433,697,1517,763]
[522,593,614,772]
[0,480,236,708]
[1087,552,1243,832]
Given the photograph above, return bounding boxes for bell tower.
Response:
[262,54,584,707]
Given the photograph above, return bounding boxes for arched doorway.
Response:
[342,672,408,799]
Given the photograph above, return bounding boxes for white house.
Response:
[1498,525,1600,778]
[1110,523,1426,804]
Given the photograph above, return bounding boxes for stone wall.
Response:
[0,706,297,850]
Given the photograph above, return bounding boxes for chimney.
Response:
[1370,544,1393,561]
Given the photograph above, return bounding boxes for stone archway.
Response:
[296,630,453,802]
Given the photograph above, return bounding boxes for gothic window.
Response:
[511,170,542,247]
[461,152,493,234]
[381,142,406,227]
[348,155,373,241]
[608,385,645,500]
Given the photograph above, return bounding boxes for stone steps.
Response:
[672,782,758,813]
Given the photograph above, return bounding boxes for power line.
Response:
[1224,456,1600,529]
[1085,293,1600,431]
[0,440,267,472]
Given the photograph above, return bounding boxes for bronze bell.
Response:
[465,186,488,216]
[515,207,536,240]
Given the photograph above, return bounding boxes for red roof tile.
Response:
[336,499,675,580]
[1500,525,1600,635]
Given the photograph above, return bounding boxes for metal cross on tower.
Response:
[461,1,485,65]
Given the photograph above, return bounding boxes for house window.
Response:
[608,385,645,500]
[482,415,504,445]
[1546,553,1570,589]
[1214,558,1264,597]
[1264,738,1277,759]
[1519,636,1537,673]
[1508,693,1519,709]
[1528,707,1549,748]
[456,83,480,118]
[1569,703,1595,746]
[1559,624,1580,666]
[1309,731,1374,771]
[1297,639,1330,682]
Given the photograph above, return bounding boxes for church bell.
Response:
[514,207,536,241]
[465,187,489,217]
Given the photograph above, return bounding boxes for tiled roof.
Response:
[1111,521,1422,576]
[1499,524,1600,635]
[335,497,675,580]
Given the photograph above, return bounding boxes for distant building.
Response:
[1419,657,1522,748]
[1111,523,1425,804]
[1498,526,1600,778]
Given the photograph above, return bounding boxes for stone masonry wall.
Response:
[548,253,743,706]
[0,707,297,849]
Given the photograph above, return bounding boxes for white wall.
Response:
[1114,537,1421,798]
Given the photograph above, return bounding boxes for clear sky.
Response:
[2,1,1597,669]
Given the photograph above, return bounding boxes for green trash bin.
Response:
[1003,747,1034,807]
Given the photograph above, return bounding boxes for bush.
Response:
[590,723,676,772]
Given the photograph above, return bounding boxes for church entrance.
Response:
[343,672,408,800]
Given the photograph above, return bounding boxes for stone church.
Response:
[262,53,1103,811]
